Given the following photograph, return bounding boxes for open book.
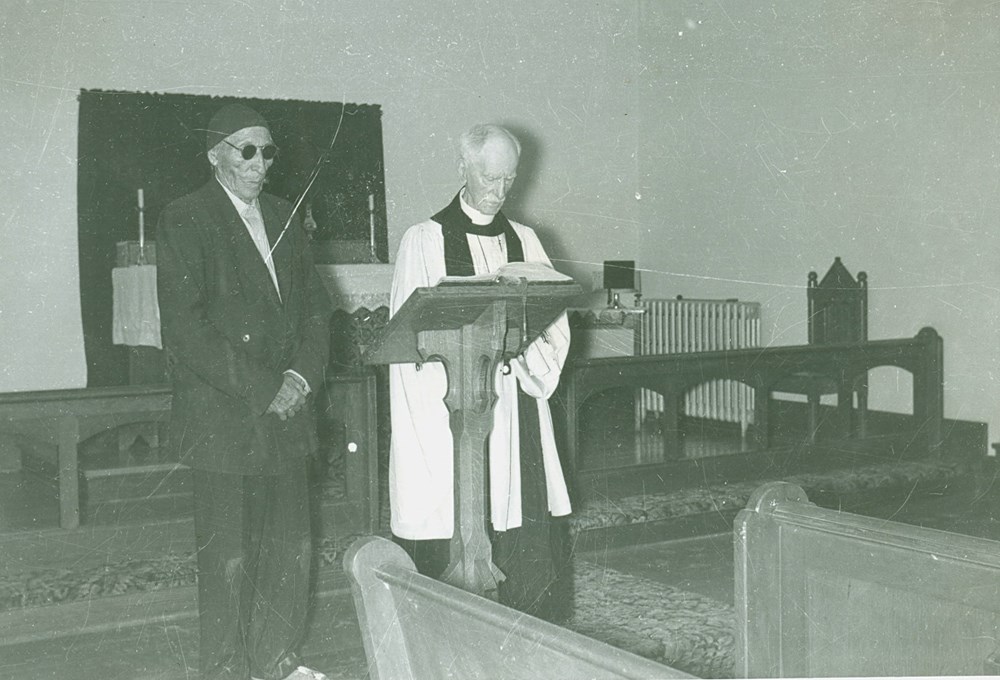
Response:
[437,261,575,286]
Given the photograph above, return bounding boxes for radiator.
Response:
[636,298,761,436]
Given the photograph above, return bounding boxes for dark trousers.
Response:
[193,464,312,680]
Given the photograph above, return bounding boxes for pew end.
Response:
[736,481,1000,677]
[344,536,693,680]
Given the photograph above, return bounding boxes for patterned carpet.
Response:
[0,456,970,678]
[338,455,971,538]
[570,560,735,678]
[571,458,971,534]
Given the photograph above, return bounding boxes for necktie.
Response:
[241,204,281,300]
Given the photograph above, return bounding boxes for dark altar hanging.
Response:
[77,90,387,387]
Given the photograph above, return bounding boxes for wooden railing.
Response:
[561,327,944,466]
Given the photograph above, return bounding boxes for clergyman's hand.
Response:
[267,374,308,420]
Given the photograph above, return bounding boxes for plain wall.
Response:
[1,1,997,441]
[634,2,1000,429]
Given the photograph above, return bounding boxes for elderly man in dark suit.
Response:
[157,103,331,680]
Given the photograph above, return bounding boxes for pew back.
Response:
[345,536,692,680]
[735,481,1000,677]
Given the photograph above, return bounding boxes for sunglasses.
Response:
[223,139,279,161]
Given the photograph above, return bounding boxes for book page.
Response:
[438,261,573,285]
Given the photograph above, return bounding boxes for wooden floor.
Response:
[0,576,369,680]
[1,398,996,679]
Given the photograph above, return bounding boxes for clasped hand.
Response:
[267,373,308,420]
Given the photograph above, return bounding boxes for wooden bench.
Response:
[735,481,1000,677]
[0,385,172,528]
[0,374,379,532]
[344,535,693,680]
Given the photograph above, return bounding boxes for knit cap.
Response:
[205,103,269,152]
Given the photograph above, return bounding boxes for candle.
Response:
[368,193,376,252]
[138,189,145,251]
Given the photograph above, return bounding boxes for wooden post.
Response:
[338,372,380,534]
[420,301,507,599]
[751,379,769,451]
[913,327,944,454]
[660,389,683,458]
[836,377,853,437]
[57,416,80,529]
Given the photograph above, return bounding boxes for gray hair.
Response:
[458,124,521,163]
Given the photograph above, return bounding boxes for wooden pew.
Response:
[344,536,693,680]
[735,481,1000,677]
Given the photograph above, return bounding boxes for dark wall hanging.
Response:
[77,89,387,387]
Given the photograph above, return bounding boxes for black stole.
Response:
[432,192,524,277]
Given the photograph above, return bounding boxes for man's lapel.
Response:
[206,182,283,308]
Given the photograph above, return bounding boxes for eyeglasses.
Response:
[223,139,279,161]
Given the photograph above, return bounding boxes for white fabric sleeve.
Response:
[511,313,570,399]
[391,225,436,313]
[508,223,573,399]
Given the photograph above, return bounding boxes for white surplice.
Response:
[388,201,572,540]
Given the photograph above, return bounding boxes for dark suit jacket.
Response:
[156,180,331,474]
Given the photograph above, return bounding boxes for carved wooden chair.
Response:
[776,257,868,441]
[808,256,868,347]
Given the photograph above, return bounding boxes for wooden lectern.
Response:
[364,275,581,598]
